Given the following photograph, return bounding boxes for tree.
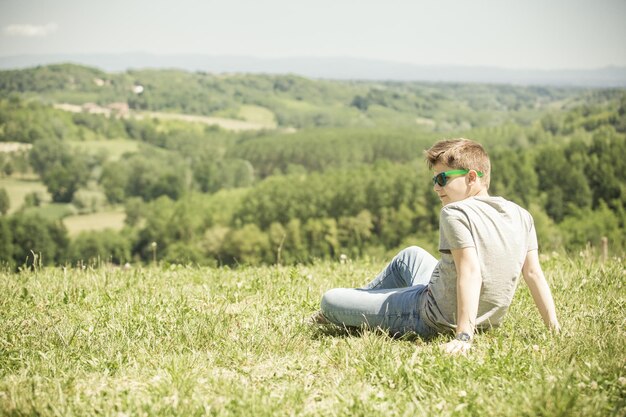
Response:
[100,162,128,203]
[131,194,213,263]
[0,188,9,215]
[69,230,131,265]
[101,151,188,202]
[535,145,592,222]
[490,149,538,206]
[351,95,369,111]
[586,128,625,210]
[304,218,339,259]
[338,210,374,257]
[29,138,88,202]
[268,222,287,264]
[559,202,624,252]
[9,213,69,267]
[43,160,89,202]
[221,224,271,265]
[0,217,13,266]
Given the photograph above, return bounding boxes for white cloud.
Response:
[4,23,58,37]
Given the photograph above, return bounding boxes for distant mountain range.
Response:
[1,53,626,87]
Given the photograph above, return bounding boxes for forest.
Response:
[0,63,625,268]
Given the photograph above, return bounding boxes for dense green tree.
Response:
[100,162,128,203]
[350,95,369,111]
[22,192,43,209]
[527,203,563,252]
[535,145,592,222]
[0,97,72,143]
[100,150,188,202]
[268,222,287,264]
[9,213,68,267]
[2,159,13,177]
[559,202,624,252]
[0,188,9,215]
[29,138,88,202]
[0,217,13,267]
[43,161,89,202]
[489,149,538,206]
[229,128,432,178]
[304,218,339,259]
[69,230,131,265]
[586,127,625,210]
[338,210,374,257]
[124,197,144,226]
[612,93,626,132]
[163,242,208,266]
[221,224,271,265]
[283,218,307,263]
[377,205,416,248]
[130,194,213,262]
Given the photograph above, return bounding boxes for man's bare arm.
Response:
[442,247,482,355]
[522,249,560,332]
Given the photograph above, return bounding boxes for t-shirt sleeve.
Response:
[439,207,475,252]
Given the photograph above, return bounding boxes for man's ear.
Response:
[467,170,480,186]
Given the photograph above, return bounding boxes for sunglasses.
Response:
[432,169,484,187]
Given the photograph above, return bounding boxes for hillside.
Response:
[0,64,625,269]
[0,63,590,130]
[2,54,626,87]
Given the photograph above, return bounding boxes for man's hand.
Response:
[441,339,472,355]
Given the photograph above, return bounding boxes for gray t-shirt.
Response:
[420,196,538,332]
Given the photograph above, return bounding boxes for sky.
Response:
[0,0,625,70]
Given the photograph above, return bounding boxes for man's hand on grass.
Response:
[441,339,472,356]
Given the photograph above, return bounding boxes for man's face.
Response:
[432,163,471,206]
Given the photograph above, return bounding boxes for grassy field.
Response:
[63,209,126,236]
[67,139,140,161]
[0,178,50,214]
[0,254,624,416]
[237,105,277,128]
[140,111,273,131]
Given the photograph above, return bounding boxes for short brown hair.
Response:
[424,138,491,188]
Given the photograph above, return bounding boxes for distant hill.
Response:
[1,53,625,87]
[3,62,599,131]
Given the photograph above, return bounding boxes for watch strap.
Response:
[455,332,472,342]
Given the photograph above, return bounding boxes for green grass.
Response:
[0,255,624,416]
[237,105,277,127]
[63,209,126,236]
[0,178,50,214]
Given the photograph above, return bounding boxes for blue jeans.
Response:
[320,246,439,338]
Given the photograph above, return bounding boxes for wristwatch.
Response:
[455,332,472,342]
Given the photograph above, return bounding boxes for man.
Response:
[314,138,560,355]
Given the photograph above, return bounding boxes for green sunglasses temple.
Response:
[433,169,484,186]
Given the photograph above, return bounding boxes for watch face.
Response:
[456,332,471,342]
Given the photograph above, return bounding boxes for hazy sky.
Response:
[1,0,625,69]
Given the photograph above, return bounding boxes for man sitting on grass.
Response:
[312,138,560,355]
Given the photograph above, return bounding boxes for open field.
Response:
[63,209,126,236]
[53,102,277,132]
[0,254,624,416]
[237,105,277,127]
[139,111,274,131]
[0,178,49,214]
